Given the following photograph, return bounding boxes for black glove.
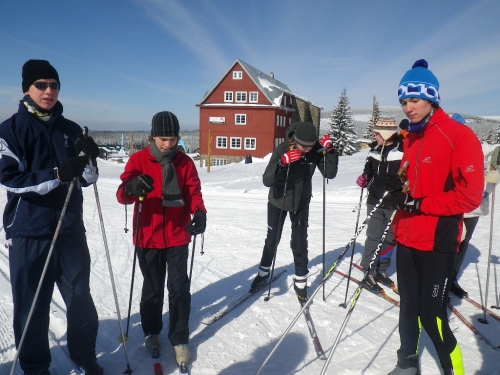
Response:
[186,210,206,235]
[390,190,423,213]
[76,136,100,159]
[125,175,154,197]
[57,156,88,181]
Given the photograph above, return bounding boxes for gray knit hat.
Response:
[293,122,317,147]
[151,111,180,137]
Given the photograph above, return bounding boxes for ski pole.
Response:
[479,184,496,323]
[84,127,133,374]
[264,163,290,302]
[339,187,364,308]
[322,151,327,301]
[320,209,398,375]
[122,197,144,342]
[9,177,77,375]
[189,235,197,282]
[254,191,389,375]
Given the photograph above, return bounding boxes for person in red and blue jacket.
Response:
[0,60,102,375]
[116,111,206,368]
[385,60,484,375]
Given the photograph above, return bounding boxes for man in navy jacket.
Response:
[0,60,102,375]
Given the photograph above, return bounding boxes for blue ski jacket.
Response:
[0,100,97,239]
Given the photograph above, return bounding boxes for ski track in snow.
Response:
[0,153,500,374]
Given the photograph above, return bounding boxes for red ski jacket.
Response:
[116,146,206,249]
[393,108,484,252]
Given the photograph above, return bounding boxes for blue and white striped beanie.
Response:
[398,59,440,105]
[151,111,180,137]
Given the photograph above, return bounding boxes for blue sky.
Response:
[1,0,499,131]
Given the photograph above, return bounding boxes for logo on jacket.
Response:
[422,156,431,163]
[465,165,475,172]
[64,134,69,148]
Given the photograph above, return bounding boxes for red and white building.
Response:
[196,59,322,166]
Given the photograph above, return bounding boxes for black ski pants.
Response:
[454,216,479,279]
[259,202,309,277]
[9,232,98,375]
[137,245,191,346]
[396,244,463,373]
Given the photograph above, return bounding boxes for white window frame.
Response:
[235,91,247,103]
[245,137,256,150]
[230,137,242,149]
[235,114,246,125]
[249,91,258,103]
[216,136,227,149]
[211,158,227,166]
[224,91,233,102]
[233,71,242,79]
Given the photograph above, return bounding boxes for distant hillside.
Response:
[321,106,500,141]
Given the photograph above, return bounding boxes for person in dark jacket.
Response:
[116,111,206,368]
[0,60,102,375]
[386,60,483,375]
[356,120,403,293]
[249,121,338,301]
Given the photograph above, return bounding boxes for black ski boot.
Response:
[376,272,395,288]
[249,268,269,293]
[387,350,420,375]
[77,359,104,375]
[365,274,384,295]
[450,279,468,298]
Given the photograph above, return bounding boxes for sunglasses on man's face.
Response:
[33,82,60,91]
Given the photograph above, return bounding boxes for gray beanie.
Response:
[293,122,317,147]
[151,111,180,137]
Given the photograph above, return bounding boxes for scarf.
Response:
[22,95,52,122]
[407,109,436,133]
[149,141,185,207]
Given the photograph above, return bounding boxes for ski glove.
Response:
[57,156,88,181]
[280,149,302,166]
[76,136,100,159]
[318,135,334,152]
[125,174,154,198]
[390,190,423,214]
[356,174,370,188]
[187,209,207,235]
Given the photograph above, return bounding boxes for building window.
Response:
[216,136,227,149]
[235,114,246,125]
[233,71,242,79]
[245,137,256,150]
[211,158,227,166]
[249,92,258,103]
[275,138,284,148]
[230,137,242,149]
[224,91,233,102]
[235,91,247,102]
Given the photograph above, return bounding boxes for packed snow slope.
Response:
[1,150,500,374]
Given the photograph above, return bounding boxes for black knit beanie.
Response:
[293,122,317,147]
[22,60,60,93]
[151,111,180,137]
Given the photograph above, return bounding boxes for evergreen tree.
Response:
[328,88,358,156]
[364,98,380,141]
[486,129,496,145]
[496,123,500,144]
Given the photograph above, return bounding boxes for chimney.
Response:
[270,72,274,79]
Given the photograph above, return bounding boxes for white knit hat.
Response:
[373,119,397,141]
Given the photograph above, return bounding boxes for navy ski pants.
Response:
[9,232,98,375]
[259,202,309,277]
[137,245,191,346]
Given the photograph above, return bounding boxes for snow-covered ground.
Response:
[1,150,500,375]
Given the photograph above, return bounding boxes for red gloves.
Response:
[280,149,302,166]
[319,135,333,151]
[356,174,370,188]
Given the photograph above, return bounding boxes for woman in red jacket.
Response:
[386,60,484,375]
[116,111,206,369]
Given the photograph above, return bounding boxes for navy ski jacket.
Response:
[0,100,97,239]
